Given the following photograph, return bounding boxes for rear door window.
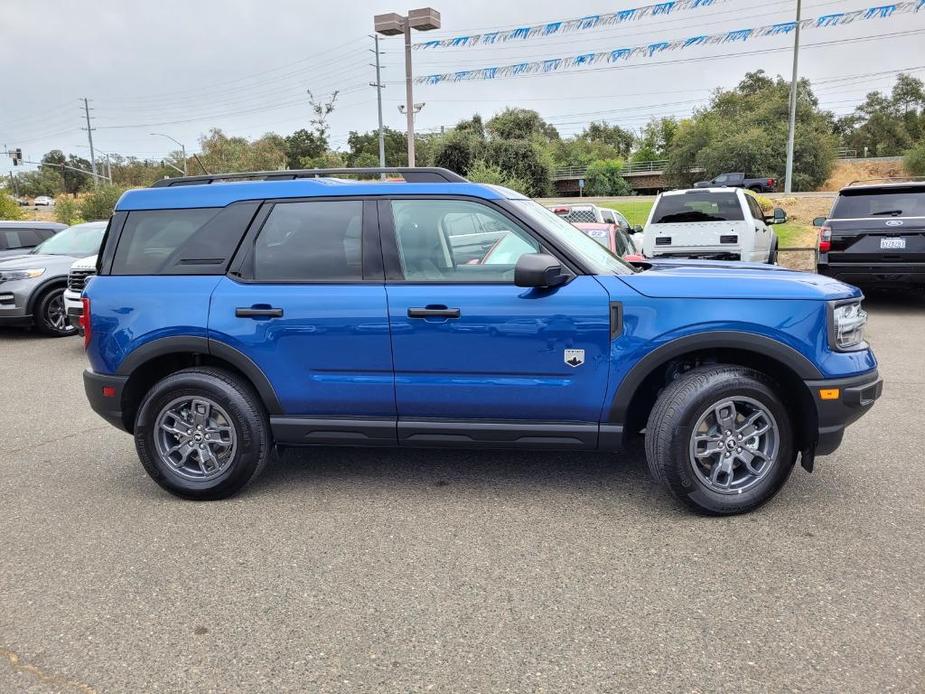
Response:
[651,192,744,224]
[251,200,363,282]
[830,188,925,219]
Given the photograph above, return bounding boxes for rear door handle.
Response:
[407,306,461,319]
[235,306,283,318]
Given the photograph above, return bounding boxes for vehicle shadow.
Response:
[861,288,925,311]
[245,444,670,514]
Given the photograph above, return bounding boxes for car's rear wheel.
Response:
[133,367,271,500]
[645,365,796,515]
[35,286,76,337]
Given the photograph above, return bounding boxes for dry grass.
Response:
[823,159,908,191]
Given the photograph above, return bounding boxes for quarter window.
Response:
[113,209,219,274]
[252,200,363,282]
[390,199,539,282]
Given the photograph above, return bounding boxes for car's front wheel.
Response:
[133,367,271,500]
[645,365,796,515]
[35,286,76,337]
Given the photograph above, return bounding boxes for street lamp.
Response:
[374,7,441,167]
[149,132,188,176]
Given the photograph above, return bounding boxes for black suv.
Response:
[815,180,925,288]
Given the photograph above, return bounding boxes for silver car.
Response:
[0,221,107,336]
[0,222,66,258]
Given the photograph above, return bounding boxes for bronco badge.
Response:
[564,349,585,368]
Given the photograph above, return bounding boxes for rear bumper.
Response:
[805,370,883,455]
[63,288,83,331]
[84,369,129,432]
[818,261,925,286]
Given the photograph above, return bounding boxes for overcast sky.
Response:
[2,0,924,178]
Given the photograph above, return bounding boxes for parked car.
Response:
[0,221,66,258]
[572,222,642,261]
[33,195,54,207]
[642,188,785,263]
[815,180,925,288]
[550,204,642,252]
[0,221,106,336]
[63,254,97,333]
[693,173,777,193]
[81,167,880,515]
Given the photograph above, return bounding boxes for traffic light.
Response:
[10,148,22,166]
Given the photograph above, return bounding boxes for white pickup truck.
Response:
[642,188,786,263]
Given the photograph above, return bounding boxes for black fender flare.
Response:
[26,275,69,315]
[116,335,283,414]
[608,331,822,423]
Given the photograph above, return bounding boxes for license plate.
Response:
[880,237,906,249]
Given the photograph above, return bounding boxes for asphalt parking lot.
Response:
[1,293,923,693]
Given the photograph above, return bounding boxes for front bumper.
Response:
[818,261,925,287]
[63,288,83,332]
[84,369,130,432]
[805,369,883,455]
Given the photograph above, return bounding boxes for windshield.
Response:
[511,200,634,275]
[831,188,925,218]
[32,222,106,256]
[651,192,744,223]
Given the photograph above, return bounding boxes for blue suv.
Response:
[82,168,882,514]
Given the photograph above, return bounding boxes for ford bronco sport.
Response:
[81,168,881,514]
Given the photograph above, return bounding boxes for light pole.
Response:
[784,0,802,193]
[374,8,441,167]
[150,132,188,176]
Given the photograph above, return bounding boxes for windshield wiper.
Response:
[871,209,903,216]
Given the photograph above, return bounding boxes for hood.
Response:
[0,253,80,273]
[619,258,861,300]
[70,254,98,270]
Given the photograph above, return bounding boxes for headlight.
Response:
[0,268,45,281]
[830,300,867,351]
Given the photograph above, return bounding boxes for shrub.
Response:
[0,190,24,220]
[744,188,773,213]
[78,185,125,221]
[584,159,632,196]
[53,195,83,225]
[467,160,529,195]
[904,141,925,176]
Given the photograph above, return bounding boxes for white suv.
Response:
[642,188,784,263]
[63,254,97,333]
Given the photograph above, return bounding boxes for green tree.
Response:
[284,128,327,169]
[634,117,678,160]
[42,150,92,195]
[346,127,407,167]
[466,160,529,194]
[665,71,837,191]
[486,108,559,142]
[0,190,24,220]
[481,139,552,196]
[79,185,125,221]
[8,168,63,197]
[584,159,632,196]
[433,127,484,176]
[838,74,925,156]
[583,122,634,159]
[196,129,287,173]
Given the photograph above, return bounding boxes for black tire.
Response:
[133,367,271,500]
[34,286,76,337]
[644,365,796,515]
[767,236,779,265]
[748,185,762,193]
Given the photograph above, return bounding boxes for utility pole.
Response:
[81,97,99,186]
[784,0,802,194]
[370,34,387,168]
[374,8,441,168]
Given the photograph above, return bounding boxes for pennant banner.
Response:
[415,0,726,50]
[416,2,925,84]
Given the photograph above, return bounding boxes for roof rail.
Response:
[845,175,925,186]
[149,166,467,188]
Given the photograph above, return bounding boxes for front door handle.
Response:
[407,306,461,319]
[236,306,283,318]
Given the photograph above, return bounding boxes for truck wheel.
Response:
[35,286,76,337]
[749,185,762,193]
[133,367,271,500]
[645,365,796,515]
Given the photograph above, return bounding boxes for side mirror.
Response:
[766,207,788,224]
[812,216,826,227]
[514,253,568,288]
